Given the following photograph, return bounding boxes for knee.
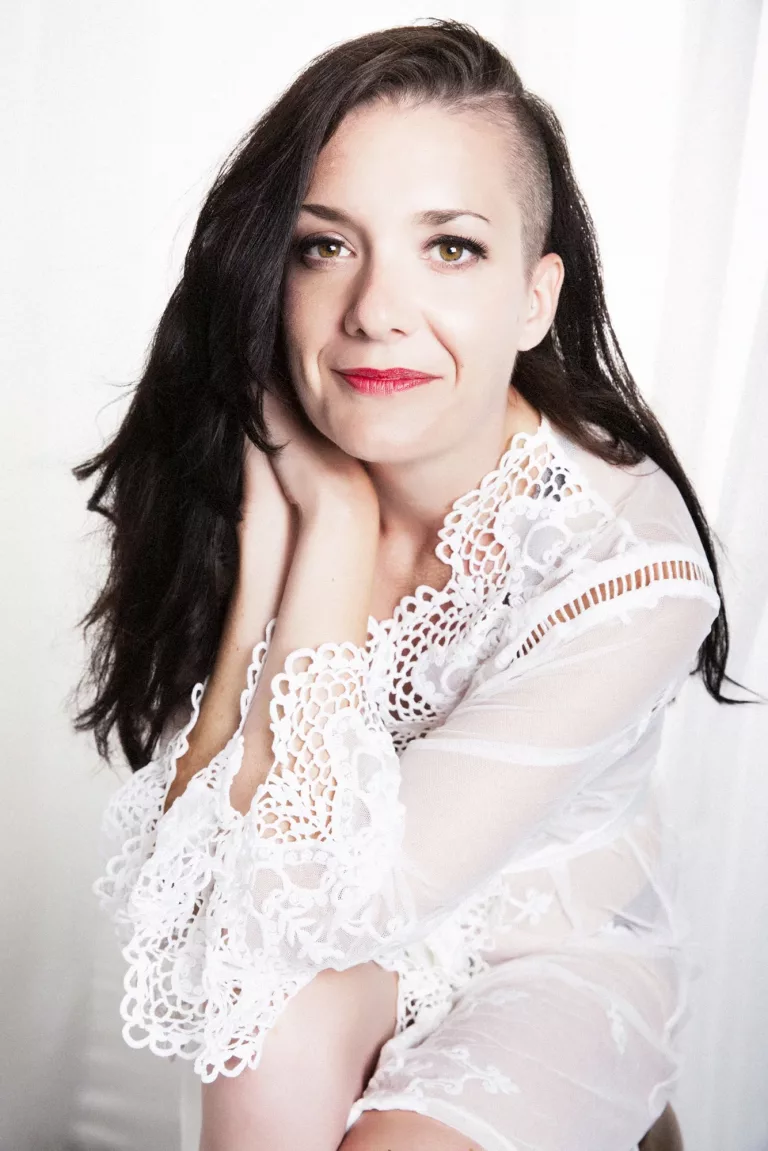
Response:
[339,1108,487,1150]
[200,963,399,1151]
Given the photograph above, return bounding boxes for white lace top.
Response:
[92,412,721,1088]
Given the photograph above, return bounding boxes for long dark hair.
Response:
[71,18,762,772]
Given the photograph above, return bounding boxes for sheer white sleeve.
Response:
[93,550,720,1081]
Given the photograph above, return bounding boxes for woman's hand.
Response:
[244,388,378,525]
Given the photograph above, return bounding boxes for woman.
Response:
[75,18,757,1151]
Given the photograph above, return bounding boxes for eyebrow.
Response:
[299,203,491,227]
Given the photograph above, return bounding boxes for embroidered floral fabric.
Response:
[94,413,721,1150]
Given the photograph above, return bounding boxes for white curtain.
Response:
[2,2,765,1148]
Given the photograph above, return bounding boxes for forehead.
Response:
[304,100,519,232]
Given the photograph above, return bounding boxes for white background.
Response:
[2,1,766,1148]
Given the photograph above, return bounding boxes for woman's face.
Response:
[281,99,563,462]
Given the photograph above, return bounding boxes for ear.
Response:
[517,252,565,352]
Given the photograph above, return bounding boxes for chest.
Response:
[368,554,454,626]
[367,563,511,756]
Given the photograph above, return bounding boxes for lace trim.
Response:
[92,416,721,1083]
[493,544,719,674]
[367,421,623,756]
[96,556,717,1080]
[93,684,210,940]
[518,554,717,656]
[365,415,553,639]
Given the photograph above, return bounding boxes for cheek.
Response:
[282,274,337,354]
[429,295,517,381]
[435,265,517,329]
[281,274,305,338]
[469,281,521,371]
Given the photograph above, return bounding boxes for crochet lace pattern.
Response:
[93,412,721,1082]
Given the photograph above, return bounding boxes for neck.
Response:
[364,389,542,564]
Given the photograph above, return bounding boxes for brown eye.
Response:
[429,234,489,267]
[295,235,350,263]
[315,240,343,259]
[437,240,464,262]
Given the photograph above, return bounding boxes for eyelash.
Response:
[293,232,489,268]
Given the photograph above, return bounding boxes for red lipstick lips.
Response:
[336,367,438,395]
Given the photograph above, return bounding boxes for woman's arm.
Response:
[161,450,295,815]
[163,391,379,816]
[230,494,379,814]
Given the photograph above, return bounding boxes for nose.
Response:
[343,252,419,341]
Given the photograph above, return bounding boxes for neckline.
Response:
[366,409,553,643]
